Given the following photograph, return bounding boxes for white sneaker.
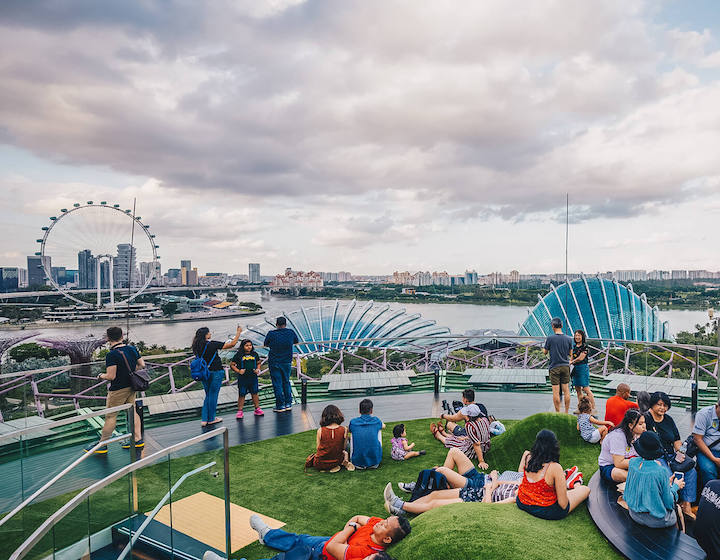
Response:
[202,552,226,560]
[398,482,416,493]
[250,514,270,544]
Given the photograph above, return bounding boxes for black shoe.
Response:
[84,441,108,454]
[121,439,145,449]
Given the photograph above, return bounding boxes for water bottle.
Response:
[675,441,687,463]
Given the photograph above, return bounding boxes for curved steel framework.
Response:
[518,274,670,342]
[38,202,159,308]
[244,299,450,353]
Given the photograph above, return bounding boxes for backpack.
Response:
[410,469,450,502]
[190,342,217,381]
[115,347,150,392]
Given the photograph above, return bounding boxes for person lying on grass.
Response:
[515,429,591,520]
[430,404,491,469]
[249,513,410,560]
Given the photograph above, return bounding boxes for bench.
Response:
[586,471,706,560]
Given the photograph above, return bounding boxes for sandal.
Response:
[345,462,356,472]
[430,423,438,435]
[329,466,341,473]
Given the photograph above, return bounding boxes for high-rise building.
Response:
[17,267,28,288]
[27,255,51,288]
[114,244,138,288]
[0,267,20,292]
[180,260,191,271]
[51,266,67,286]
[78,250,96,289]
[166,268,181,285]
[464,270,479,285]
[671,270,688,280]
[249,263,261,284]
[187,268,199,286]
[64,269,78,287]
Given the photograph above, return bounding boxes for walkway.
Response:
[0,390,699,513]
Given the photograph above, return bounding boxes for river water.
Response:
[9,292,712,348]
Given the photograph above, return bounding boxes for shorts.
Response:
[599,464,617,483]
[462,468,486,489]
[583,429,601,444]
[237,373,259,396]
[549,366,570,386]
[572,363,590,388]
[459,485,485,502]
[516,497,570,520]
[452,425,467,436]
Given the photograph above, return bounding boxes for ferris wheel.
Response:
[35,202,159,308]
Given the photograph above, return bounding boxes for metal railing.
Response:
[9,426,231,560]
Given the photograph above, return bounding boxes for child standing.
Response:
[391,424,426,460]
[230,339,264,419]
[577,397,613,443]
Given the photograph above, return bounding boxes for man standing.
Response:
[264,316,299,413]
[693,400,720,490]
[604,383,638,427]
[543,317,573,413]
[85,326,144,453]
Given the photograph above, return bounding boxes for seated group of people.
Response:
[595,383,720,558]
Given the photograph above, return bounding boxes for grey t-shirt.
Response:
[693,404,720,447]
[544,333,573,369]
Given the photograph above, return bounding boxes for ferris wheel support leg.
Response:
[96,258,102,308]
[109,256,115,307]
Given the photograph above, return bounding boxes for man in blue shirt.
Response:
[349,399,385,468]
[543,317,573,414]
[693,400,720,490]
[264,316,299,412]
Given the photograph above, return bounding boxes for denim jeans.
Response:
[697,448,720,491]
[657,457,698,503]
[269,362,293,409]
[201,370,224,422]
[261,528,329,560]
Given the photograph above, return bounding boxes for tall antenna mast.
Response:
[126,198,137,341]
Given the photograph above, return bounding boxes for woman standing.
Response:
[570,329,594,412]
[625,431,684,528]
[598,409,646,483]
[644,391,698,519]
[192,325,243,427]
[515,429,590,520]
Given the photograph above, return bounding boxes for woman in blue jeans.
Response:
[191,325,243,426]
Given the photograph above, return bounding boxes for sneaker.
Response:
[121,439,145,449]
[273,407,284,413]
[250,514,270,544]
[567,470,584,489]
[283,404,292,412]
[399,482,416,493]
[383,482,398,504]
[384,497,404,516]
[419,450,426,456]
[84,441,108,454]
[254,408,264,416]
[236,411,244,419]
[564,466,578,480]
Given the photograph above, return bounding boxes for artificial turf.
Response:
[1,413,622,560]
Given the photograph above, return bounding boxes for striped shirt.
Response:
[445,417,491,459]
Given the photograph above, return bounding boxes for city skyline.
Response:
[2,2,720,274]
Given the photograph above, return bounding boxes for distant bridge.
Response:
[0,285,253,300]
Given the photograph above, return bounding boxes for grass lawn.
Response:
[1,413,622,560]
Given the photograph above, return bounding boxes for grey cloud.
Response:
[0,0,719,224]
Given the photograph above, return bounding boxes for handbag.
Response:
[684,433,720,459]
[116,347,150,392]
[668,453,696,473]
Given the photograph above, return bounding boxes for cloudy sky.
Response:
[1,0,720,276]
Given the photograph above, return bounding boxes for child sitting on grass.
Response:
[577,397,613,443]
[391,424,425,460]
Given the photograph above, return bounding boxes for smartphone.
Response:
[673,471,685,482]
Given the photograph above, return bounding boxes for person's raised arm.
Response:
[518,450,531,473]
[222,325,243,349]
[589,417,613,427]
[440,410,465,422]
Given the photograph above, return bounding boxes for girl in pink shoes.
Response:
[230,339,264,419]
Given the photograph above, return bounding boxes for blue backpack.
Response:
[190,342,217,381]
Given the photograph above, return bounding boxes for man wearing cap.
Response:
[439,388,483,438]
[693,400,720,490]
[543,317,573,413]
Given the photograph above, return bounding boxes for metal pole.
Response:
[109,256,115,307]
[223,429,232,560]
[96,258,101,308]
[129,407,138,514]
[301,378,307,406]
[692,346,699,413]
[433,368,439,395]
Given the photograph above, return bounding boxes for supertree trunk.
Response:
[36,334,107,396]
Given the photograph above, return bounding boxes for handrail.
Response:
[0,403,134,444]
[117,461,216,560]
[0,433,132,528]
[10,426,227,560]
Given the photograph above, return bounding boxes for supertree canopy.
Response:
[36,333,107,364]
[0,332,39,372]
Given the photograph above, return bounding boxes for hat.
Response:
[460,404,481,418]
[634,431,664,460]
